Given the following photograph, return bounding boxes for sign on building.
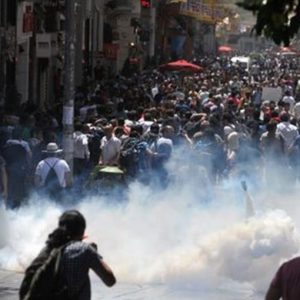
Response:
[103,44,119,60]
[23,5,33,33]
[180,0,226,24]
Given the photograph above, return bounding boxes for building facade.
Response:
[0,0,236,109]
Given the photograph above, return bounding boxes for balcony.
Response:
[36,33,58,58]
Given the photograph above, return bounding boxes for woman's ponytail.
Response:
[46,226,72,249]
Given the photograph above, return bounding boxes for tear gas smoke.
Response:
[0,148,300,299]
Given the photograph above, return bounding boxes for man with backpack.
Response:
[119,125,149,178]
[19,210,116,300]
[34,143,72,200]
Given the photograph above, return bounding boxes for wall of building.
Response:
[16,1,33,104]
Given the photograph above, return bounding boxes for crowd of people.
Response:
[1,53,300,208]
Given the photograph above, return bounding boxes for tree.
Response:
[237,0,300,46]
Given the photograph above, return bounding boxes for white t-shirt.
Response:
[74,131,90,159]
[139,120,153,134]
[35,157,71,188]
[282,96,296,111]
[276,121,298,152]
[294,102,300,119]
[100,135,121,165]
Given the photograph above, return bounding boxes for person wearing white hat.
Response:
[34,143,72,199]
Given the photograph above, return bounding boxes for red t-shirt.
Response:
[270,257,300,300]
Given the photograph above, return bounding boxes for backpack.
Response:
[88,130,104,165]
[44,160,62,197]
[119,138,142,176]
[20,245,69,300]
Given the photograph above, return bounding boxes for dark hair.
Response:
[130,124,143,137]
[118,118,125,127]
[267,120,277,132]
[144,113,152,121]
[47,210,86,249]
[280,113,290,122]
[74,122,83,132]
[150,123,159,134]
[12,127,23,140]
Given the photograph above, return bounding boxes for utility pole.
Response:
[149,0,156,59]
[63,0,76,173]
[0,0,7,106]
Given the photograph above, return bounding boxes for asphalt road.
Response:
[0,270,261,300]
[0,270,22,300]
[0,271,169,300]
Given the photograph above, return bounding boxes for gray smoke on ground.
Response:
[0,148,299,298]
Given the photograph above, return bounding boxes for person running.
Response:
[20,210,116,300]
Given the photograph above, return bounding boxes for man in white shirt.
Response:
[276,113,298,154]
[293,100,300,120]
[35,143,72,199]
[99,124,121,166]
[282,90,296,113]
[74,123,90,176]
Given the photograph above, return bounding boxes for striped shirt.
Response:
[61,241,103,300]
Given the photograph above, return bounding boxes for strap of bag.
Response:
[45,159,60,170]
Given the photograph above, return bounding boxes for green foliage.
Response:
[237,0,300,46]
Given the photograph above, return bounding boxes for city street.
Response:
[0,269,261,300]
[0,270,22,300]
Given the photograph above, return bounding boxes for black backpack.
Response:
[44,160,62,196]
[19,245,69,300]
[88,130,104,165]
[119,138,141,176]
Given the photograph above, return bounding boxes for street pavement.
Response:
[0,271,168,300]
[0,269,261,300]
[0,270,173,300]
[0,270,22,300]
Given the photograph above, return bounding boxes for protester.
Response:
[34,143,72,200]
[265,256,300,300]
[99,124,121,166]
[20,210,116,300]
[150,125,174,184]
[1,51,300,203]
[2,127,31,208]
[73,122,90,176]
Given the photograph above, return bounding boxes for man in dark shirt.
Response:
[20,210,116,300]
[266,256,300,300]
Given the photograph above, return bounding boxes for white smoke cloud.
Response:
[0,149,300,298]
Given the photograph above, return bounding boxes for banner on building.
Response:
[171,35,186,57]
[103,44,119,60]
[180,0,226,24]
[23,5,33,33]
